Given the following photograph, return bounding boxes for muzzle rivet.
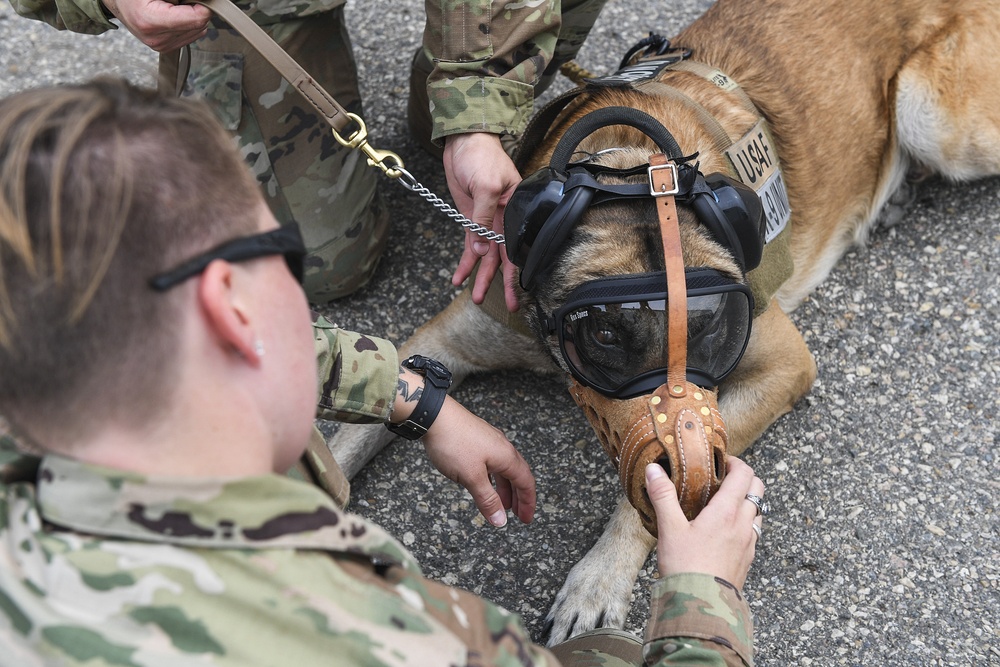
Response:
[700,406,711,416]
[671,385,684,395]
[694,392,704,401]
[650,396,661,406]
[656,413,668,424]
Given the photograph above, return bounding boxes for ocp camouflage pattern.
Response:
[423,0,610,141]
[0,455,562,665]
[312,313,399,424]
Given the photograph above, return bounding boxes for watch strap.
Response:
[385,356,452,440]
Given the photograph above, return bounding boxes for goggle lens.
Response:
[554,270,753,397]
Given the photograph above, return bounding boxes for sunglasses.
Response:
[148,224,306,292]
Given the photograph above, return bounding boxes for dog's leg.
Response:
[718,301,818,455]
[542,495,656,646]
[327,288,556,478]
[895,6,1000,181]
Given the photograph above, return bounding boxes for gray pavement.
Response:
[2,0,997,665]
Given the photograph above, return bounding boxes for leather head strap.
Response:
[648,153,688,398]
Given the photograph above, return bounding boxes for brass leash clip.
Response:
[332,113,405,179]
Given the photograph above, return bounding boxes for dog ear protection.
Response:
[504,106,766,289]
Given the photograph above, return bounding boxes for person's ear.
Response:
[197,259,261,367]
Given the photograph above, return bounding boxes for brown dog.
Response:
[331,0,1000,645]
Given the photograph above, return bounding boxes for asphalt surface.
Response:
[2,1,997,665]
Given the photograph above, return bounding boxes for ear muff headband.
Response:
[549,107,684,169]
[512,107,687,289]
[507,106,768,288]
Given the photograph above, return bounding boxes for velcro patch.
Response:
[584,56,685,89]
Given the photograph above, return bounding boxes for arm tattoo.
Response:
[396,373,423,405]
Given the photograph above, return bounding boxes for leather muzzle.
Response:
[571,379,728,536]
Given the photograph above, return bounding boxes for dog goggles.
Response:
[546,268,753,398]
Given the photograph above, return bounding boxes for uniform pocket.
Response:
[182,49,245,131]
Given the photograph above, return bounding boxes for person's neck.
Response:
[44,360,281,478]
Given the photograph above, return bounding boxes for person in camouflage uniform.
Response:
[0,79,765,666]
[6,0,609,307]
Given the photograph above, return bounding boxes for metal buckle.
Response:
[648,162,679,197]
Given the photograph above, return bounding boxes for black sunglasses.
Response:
[148,224,306,291]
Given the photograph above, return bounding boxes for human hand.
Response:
[102,0,212,52]
[646,456,764,589]
[443,132,522,312]
[421,396,536,528]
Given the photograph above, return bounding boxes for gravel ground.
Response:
[2,1,997,665]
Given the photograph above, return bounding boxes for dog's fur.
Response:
[330,0,1000,645]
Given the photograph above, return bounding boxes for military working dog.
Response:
[330,0,1000,645]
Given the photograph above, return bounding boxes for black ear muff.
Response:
[504,167,567,271]
[518,180,595,289]
[690,172,766,272]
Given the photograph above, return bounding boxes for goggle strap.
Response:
[650,153,688,397]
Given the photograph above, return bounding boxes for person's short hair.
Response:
[0,77,261,444]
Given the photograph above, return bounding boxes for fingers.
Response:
[467,475,511,528]
[114,0,211,51]
[470,247,500,303]
[645,463,687,534]
[493,449,536,524]
[465,457,536,528]
[451,237,481,287]
[451,234,501,304]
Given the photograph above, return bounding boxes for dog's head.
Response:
[503,106,766,529]
[505,107,766,398]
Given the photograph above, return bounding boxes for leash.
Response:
[182,0,505,245]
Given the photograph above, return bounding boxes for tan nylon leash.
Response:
[191,0,350,133]
[189,0,404,178]
[175,0,504,247]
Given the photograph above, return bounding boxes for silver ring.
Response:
[751,522,762,542]
[745,493,767,516]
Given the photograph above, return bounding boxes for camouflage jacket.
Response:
[7,0,600,143]
[0,453,754,666]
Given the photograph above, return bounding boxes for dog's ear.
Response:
[689,172,766,272]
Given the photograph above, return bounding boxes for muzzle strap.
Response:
[649,153,689,398]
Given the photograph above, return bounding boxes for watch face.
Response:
[406,355,453,385]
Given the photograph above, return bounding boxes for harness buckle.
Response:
[648,162,679,197]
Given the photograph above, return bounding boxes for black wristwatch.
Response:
[385,355,453,440]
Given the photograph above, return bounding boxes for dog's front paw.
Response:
[541,552,636,646]
[541,497,656,646]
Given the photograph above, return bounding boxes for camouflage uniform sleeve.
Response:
[422,0,561,142]
[7,0,117,34]
[313,314,399,424]
[644,573,754,667]
[375,560,560,667]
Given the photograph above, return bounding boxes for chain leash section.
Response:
[393,168,506,245]
[332,112,505,245]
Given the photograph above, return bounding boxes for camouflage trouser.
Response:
[551,628,644,666]
[173,7,389,304]
[538,0,612,91]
